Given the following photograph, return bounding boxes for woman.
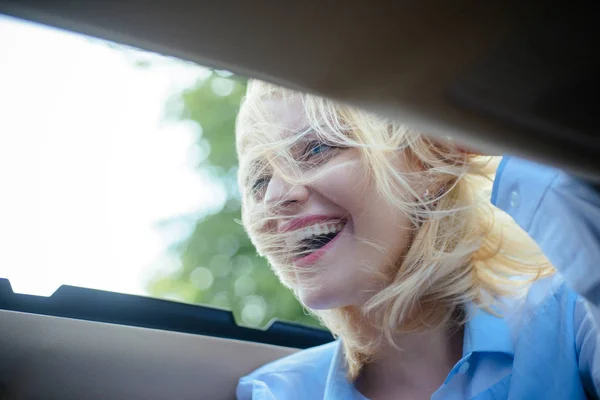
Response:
[235,80,600,399]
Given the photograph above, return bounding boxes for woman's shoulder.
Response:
[236,340,339,399]
[506,273,572,317]
[503,273,578,342]
[246,340,339,377]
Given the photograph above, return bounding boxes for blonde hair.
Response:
[236,80,554,379]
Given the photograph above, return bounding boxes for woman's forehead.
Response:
[237,96,316,156]
[262,96,308,133]
[237,97,303,175]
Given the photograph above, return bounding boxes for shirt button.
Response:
[510,190,520,208]
[458,362,470,375]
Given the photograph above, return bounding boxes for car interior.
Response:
[0,1,598,399]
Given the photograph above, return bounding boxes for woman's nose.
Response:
[264,174,309,213]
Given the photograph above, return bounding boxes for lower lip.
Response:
[294,223,347,267]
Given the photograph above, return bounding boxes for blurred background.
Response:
[0,15,319,328]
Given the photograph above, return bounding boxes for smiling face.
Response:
[236,82,555,382]
[238,96,425,310]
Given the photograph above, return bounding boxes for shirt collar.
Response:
[324,339,362,399]
[323,304,515,399]
[463,303,515,356]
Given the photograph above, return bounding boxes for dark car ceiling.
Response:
[1,1,598,180]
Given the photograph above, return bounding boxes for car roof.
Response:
[1,1,598,179]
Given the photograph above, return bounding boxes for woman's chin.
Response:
[298,287,348,311]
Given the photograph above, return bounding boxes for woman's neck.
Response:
[354,325,464,400]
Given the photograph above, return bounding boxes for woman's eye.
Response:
[251,177,270,198]
[309,143,332,156]
[303,141,336,160]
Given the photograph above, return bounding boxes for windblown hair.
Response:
[235,80,554,379]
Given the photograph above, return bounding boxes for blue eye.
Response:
[310,143,331,155]
[298,140,340,165]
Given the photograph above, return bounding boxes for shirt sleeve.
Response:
[492,156,600,397]
[574,298,600,397]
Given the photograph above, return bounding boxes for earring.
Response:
[423,187,446,202]
[423,189,432,202]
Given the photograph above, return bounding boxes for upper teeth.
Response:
[285,221,345,247]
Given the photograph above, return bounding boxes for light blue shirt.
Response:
[237,156,600,399]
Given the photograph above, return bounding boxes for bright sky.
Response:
[0,15,226,296]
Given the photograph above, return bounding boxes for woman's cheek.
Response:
[313,159,367,201]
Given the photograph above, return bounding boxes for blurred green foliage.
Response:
[147,72,320,329]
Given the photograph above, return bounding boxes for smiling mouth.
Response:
[297,231,340,254]
[289,219,347,260]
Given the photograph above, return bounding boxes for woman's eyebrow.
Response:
[300,126,326,136]
[291,129,323,146]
